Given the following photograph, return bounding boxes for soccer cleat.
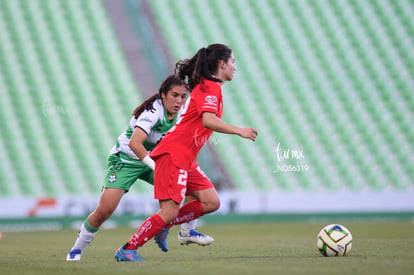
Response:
[66,249,82,261]
[114,247,145,262]
[154,228,169,252]
[178,229,214,246]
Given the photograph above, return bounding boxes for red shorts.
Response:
[153,154,214,203]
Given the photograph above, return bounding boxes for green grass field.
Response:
[0,222,413,275]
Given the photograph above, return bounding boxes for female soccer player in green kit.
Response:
[67,75,213,261]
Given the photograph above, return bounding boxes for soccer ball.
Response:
[317,224,352,256]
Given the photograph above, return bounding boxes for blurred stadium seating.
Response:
[0,0,141,197]
[149,0,413,192]
[0,0,413,201]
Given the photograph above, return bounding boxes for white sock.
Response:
[70,223,97,252]
[180,219,197,235]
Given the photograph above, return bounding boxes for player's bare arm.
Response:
[129,128,150,160]
[202,111,258,141]
[129,128,156,170]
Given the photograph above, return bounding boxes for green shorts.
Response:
[103,154,154,191]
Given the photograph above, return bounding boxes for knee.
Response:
[204,197,220,214]
[212,197,220,212]
[158,202,180,224]
[94,206,115,221]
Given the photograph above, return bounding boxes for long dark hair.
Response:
[175,43,233,91]
[132,75,185,118]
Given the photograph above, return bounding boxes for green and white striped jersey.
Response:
[110,99,180,164]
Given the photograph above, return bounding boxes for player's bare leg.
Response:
[66,188,124,261]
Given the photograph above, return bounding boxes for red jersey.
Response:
[151,79,223,170]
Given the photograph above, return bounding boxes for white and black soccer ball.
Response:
[317,224,353,256]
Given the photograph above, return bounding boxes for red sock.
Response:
[124,214,165,250]
[165,201,204,229]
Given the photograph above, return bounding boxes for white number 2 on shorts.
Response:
[177,169,188,186]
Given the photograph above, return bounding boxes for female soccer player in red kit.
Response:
[114,43,258,262]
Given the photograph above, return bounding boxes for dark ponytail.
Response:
[175,44,232,91]
[132,75,185,118]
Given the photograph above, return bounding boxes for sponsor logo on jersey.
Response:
[204,95,217,106]
[139,117,153,123]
